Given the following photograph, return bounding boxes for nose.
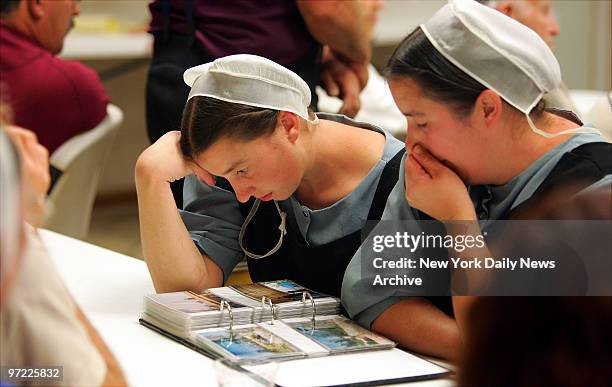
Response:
[404,121,419,151]
[73,0,81,15]
[548,14,560,37]
[234,183,256,203]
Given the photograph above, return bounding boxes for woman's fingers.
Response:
[320,67,340,97]
[411,144,444,177]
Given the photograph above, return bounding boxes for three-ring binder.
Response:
[261,296,277,325]
[302,291,316,329]
[219,300,233,332]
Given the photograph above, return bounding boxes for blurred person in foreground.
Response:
[0,103,125,386]
[460,186,611,387]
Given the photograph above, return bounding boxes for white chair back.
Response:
[44,104,123,239]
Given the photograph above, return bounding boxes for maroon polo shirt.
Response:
[148,0,317,66]
[0,24,109,153]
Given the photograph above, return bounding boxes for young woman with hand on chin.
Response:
[341,0,610,361]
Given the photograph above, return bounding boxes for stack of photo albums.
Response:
[140,280,450,386]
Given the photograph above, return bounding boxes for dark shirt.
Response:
[148,0,317,66]
[0,24,109,153]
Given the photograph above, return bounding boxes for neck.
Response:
[1,11,36,43]
[488,111,579,184]
[295,118,386,209]
[296,120,338,200]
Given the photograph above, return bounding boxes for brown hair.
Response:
[179,96,279,160]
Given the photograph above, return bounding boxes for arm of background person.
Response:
[297,0,373,65]
[297,0,378,90]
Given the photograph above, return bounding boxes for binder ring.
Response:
[261,296,277,325]
[302,291,316,329]
[220,300,234,332]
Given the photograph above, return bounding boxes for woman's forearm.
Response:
[135,158,222,293]
[371,297,461,362]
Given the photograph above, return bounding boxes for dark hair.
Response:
[179,96,279,160]
[460,297,612,387]
[385,27,545,117]
[0,0,21,15]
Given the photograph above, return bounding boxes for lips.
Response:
[259,192,274,201]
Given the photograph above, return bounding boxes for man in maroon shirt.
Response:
[0,0,109,154]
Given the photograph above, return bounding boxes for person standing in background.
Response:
[146,0,382,208]
[477,0,580,112]
[0,0,110,154]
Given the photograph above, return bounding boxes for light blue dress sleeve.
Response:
[341,154,424,328]
[576,174,612,196]
[179,175,244,283]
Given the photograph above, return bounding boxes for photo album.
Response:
[140,280,394,361]
[140,280,450,386]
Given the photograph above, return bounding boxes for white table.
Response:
[39,229,454,387]
[61,33,152,60]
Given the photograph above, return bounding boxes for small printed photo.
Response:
[198,326,302,360]
[262,280,328,299]
[289,316,393,351]
[147,291,243,314]
[232,281,327,304]
[186,290,244,310]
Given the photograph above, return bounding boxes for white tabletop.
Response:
[39,229,454,387]
[60,33,153,60]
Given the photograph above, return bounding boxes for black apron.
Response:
[226,148,406,297]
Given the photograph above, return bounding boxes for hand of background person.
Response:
[405,144,476,221]
[320,47,364,118]
[4,126,50,227]
[136,130,215,186]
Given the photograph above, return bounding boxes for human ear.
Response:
[279,111,300,144]
[27,0,45,19]
[475,90,502,128]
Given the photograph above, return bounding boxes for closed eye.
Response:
[235,168,249,176]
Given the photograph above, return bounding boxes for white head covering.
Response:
[0,129,22,282]
[184,54,318,124]
[422,0,600,138]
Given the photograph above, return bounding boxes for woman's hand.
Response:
[405,144,476,221]
[4,125,50,227]
[135,131,214,186]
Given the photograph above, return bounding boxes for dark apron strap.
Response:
[361,148,406,238]
[509,142,611,219]
[368,148,406,219]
